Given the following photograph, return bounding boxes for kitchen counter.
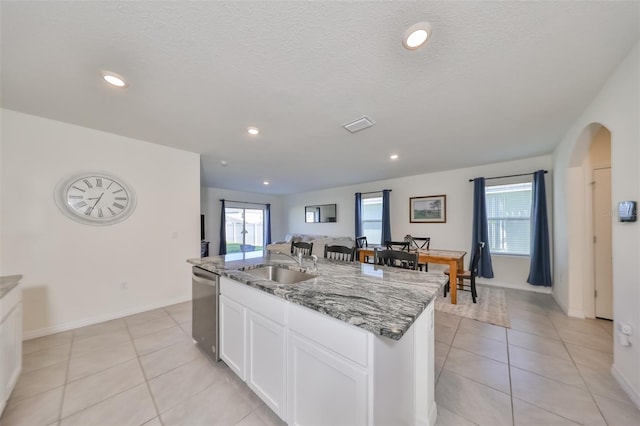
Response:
[0,275,22,299]
[187,252,447,340]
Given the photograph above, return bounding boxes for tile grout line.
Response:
[436,316,463,386]
[58,329,150,422]
[505,295,604,425]
[435,315,490,426]
[125,312,165,425]
[56,330,75,424]
[504,321,515,426]
[550,314,612,425]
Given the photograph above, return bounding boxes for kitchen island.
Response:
[187,252,448,426]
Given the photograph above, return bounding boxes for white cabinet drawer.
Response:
[289,303,370,368]
[220,277,286,325]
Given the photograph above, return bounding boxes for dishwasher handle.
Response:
[192,268,219,286]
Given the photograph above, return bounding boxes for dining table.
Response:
[357,247,467,304]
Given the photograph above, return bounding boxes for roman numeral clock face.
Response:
[55,173,137,225]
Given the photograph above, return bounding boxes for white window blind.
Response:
[361,195,383,245]
[485,182,532,256]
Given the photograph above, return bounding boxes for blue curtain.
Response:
[355,193,362,240]
[527,170,552,286]
[381,189,392,245]
[219,199,227,255]
[472,178,494,278]
[265,203,272,245]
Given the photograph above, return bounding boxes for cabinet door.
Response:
[247,311,286,420]
[288,332,368,426]
[220,295,246,380]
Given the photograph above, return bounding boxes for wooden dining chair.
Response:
[410,237,431,250]
[385,241,410,251]
[410,237,431,271]
[355,236,370,263]
[355,236,368,248]
[324,244,356,262]
[374,249,419,270]
[444,242,484,303]
[291,241,313,256]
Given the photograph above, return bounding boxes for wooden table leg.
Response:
[358,250,365,263]
[449,260,458,304]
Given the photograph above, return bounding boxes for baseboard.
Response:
[23,295,191,340]
[566,308,586,319]
[552,291,569,314]
[611,364,640,410]
[476,279,552,294]
[428,402,438,426]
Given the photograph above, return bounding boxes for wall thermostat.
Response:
[618,201,637,222]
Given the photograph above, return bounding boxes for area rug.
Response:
[435,285,511,328]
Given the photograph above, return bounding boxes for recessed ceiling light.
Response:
[402,22,433,50]
[248,127,260,135]
[390,154,399,160]
[263,181,269,185]
[102,72,127,87]
[220,160,228,166]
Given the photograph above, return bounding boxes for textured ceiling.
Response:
[2,1,639,194]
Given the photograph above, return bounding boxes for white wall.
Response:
[552,42,640,406]
[201,187,285,255]
[0,109,200,338]
[283,155,553,292]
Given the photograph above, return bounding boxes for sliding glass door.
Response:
[224,207,265,254]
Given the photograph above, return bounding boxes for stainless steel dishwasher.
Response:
[192,266,220,361]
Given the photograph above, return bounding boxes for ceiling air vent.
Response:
[343,116,375,133]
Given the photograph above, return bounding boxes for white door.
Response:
[220,295,247,379]
[288,332,368,426]
[247,311,287,420]
[593,167,613,320]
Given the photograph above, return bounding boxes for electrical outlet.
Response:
[120,282,128,290]
[621,324,632,335]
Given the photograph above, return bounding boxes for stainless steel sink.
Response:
[245,265,315,284]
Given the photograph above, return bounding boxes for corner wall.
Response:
[0,109,201,338]
[283,155,553,293]
[552,42,640,406]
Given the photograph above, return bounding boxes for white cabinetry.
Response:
[247,311,286,416]
[220,294,246,380]
[219,276,436,425]
[288,331,369,425]
[220,277,287,419]
[1,277,23,416]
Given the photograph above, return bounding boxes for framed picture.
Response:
[410,195,446,223]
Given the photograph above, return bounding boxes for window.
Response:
[486,182,532,255]
[361,195,383,245]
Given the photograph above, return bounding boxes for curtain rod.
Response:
[356,189,392,195]
[469,170,547,182]
[220,199,268,206]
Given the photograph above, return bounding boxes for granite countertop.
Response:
[0,275,23,299]
[188,252,448,340]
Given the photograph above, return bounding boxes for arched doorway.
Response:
[566,123,613,320]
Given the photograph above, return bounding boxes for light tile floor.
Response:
[2,288,639,425]
[434,287,640,426]
[1,301,284,426]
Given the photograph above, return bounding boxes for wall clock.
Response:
[54,172,137,226]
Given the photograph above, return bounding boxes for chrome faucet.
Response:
[275,251,318,269]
